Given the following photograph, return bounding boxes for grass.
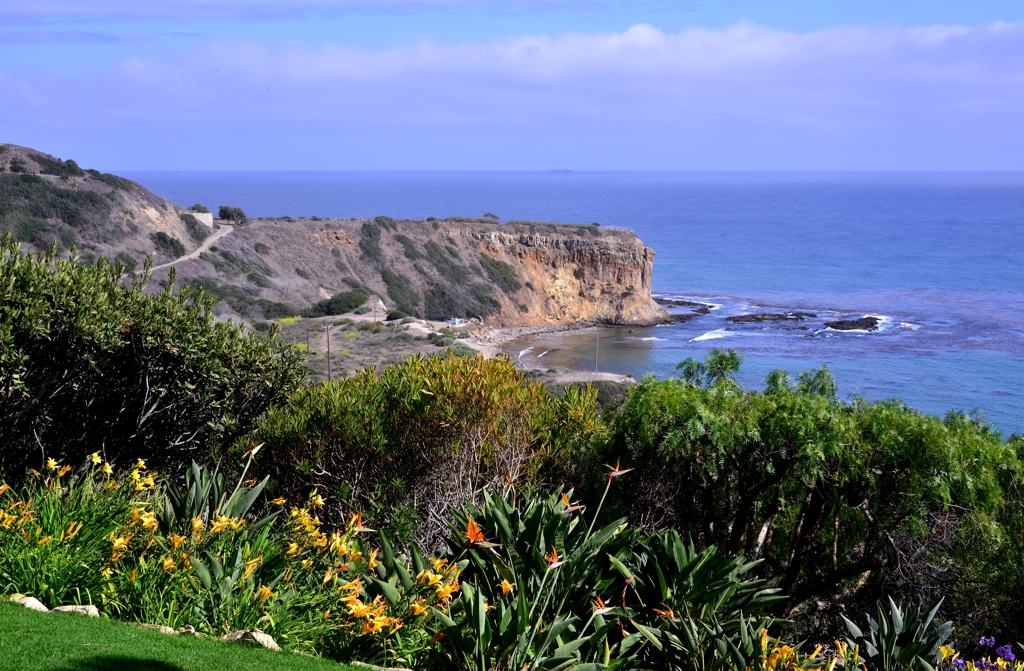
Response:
[278,316,302,326]
[0,601,356,671]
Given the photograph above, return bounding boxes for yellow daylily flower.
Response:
[90,452,102,464]
[46,458,59,470]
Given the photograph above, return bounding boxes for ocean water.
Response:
[125,171,1024,435]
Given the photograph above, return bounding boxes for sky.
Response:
[2,1,1023,171]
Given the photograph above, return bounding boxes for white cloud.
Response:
[3,21,1024,169]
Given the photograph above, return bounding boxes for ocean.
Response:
[124,171,1024,435]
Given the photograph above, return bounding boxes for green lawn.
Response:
[0,601,356,671]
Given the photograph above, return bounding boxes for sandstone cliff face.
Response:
[456,226,663,326]
[160,217,668,328]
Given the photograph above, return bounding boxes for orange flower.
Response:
[435,582,461,602]
[270,498,286,506]
[653,605,679,622]
[162,557,175,572]
[171,534,186,550]
[257,585,274,600]
[466,519,484,544]
[560,493,584,514]
[545,546,563,569]
[409,598,428,616]
[57,465,72,477]
[605,458,633,482]
[498,579,516,596]
[593,595,612,615]
[36,535,53,546]
[0,484,10,497]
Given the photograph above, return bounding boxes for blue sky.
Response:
[2,1,1023,170]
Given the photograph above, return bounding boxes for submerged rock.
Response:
[727,312,816,323]
[825,316,880,331]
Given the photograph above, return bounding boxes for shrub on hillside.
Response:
[480,254,521,294]
[150,231,185,258]
[218,205,247,222]
[587,348,1024,640]
[302,289,369,318]
[0,236,304,475]
[190,203,210,213]
[113,251,137,273]
[179,212,209,242]
[245,353,602,547]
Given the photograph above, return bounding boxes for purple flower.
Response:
[952,659,967,670]
[996,645,1015,662]
[979,637,996,648]
[974,660,997,671]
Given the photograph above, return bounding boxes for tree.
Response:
[590,349,1019,638]
[0,235,304,476]
[218,205,246,222]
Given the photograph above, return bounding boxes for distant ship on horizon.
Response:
[551,168,574,173]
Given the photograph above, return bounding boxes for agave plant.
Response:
[842,598,953,671]
[159,456,279,535]
[627,530,788,671]
[430,477,640,671]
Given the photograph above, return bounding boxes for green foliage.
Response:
[187,277,295,320]
[247,353,601,546]
[627,530,786,671]
[479,254,521,294]
[85,169,132,191]
[374,215,398,231]
[0,460,134,606]
[218,206,247,222]
[0,173,126,242]
[151,231,186,258]
[446,342,475,357]
[295,268,312,280]
[424,282,500,321]
[394,234,422,260]
[303,289,370,318]
[180,212,210,242]
[191,203,210,213]
[385,309,408,321]
[426,241,470,284]
[593,349,1019,637]
[434,489,636,671]
[843,599,953,671]
[254,242,271,255]
[34,155,85,178]
[0,237,305,474]
[359,221,383,263]
[354,305,371,315]
[113,251,137,273]
[381,269,419,316]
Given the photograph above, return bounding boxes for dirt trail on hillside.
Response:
[151,225,234,271]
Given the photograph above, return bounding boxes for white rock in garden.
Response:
[134,623,177,635]
[9,595,48,613]
[54,604,100,617]
[178,625,199,636]
[223,628,281,651]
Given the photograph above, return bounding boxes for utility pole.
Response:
[306,330,310,354]
[325,325,332,382]
[595,335,599,373]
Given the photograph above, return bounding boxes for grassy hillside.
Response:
[0,601,357,671]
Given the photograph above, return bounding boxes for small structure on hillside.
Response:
[189,212,214,227]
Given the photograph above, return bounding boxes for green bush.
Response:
[191,203,210,213]
[246,353,601,546]
[150,231,185,258]
[218,206,246,222]
[354,305,371,315]
[113,251,136,273]
[590,349,1022,637]
[480,254,521,294]
[385,309,407,321]
[247,271,272,288]
[85,169,132,191]
[381,269,419,316]
[0,237,305,474]
[303,289,370,318]
[34,155,85,178]
[295,267,311,280]
[179,212,209,242]
[254,242,270,255]
[446,342,475,357]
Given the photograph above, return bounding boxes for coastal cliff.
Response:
[1,144,667,328]
[160,216,668,328]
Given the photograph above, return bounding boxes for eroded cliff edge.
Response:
[162,217,669,328]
